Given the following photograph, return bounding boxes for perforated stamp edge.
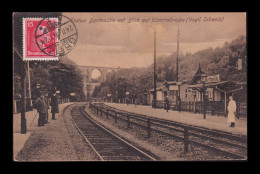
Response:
[22,17,59,61]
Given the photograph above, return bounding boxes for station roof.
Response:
[163,81,177,86]
[190,64,206,84]
[188,81,243,93]
[149,82,167,92]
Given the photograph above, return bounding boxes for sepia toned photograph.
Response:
[13,12,247,161]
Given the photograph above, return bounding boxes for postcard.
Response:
[13,12,247,161]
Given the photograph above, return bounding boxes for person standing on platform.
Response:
[34,92,46,127]
[51,92,59,120]
[227,96,237,127]
[165,96,170,112]
[177,96,182,112]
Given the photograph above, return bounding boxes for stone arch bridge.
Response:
[77,65,121,97]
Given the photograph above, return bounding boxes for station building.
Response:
[148,65,246,117]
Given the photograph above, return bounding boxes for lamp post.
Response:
[116,91,118,103]
[132,90,137,107]
[152,28,157,108]
[176,81,182,111]
[126,91,129,106]
[70,92,75,102]
[27,61,33,109]
[192,90,197,113]
[201,74,207,119]
[21,63,27,134]
[107,93,111,102]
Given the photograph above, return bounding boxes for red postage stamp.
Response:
[23,18,59,61]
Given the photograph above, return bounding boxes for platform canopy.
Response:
[188,81,243,93]
[149,86,167,92]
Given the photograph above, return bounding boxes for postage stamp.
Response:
[23,15,78,61]
[23,18,59,61]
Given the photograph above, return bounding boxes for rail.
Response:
[88,102,247,159]
[71,103,157,160]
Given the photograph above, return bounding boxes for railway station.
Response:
[13,12,247,161]
[13,99,247,161]
[13,51,247,161]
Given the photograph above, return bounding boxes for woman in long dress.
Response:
[227,96,236,127]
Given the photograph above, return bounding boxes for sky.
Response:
[63,12,246,71]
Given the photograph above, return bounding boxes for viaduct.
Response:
[77,65,121,97]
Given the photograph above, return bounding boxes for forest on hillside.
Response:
[155,35,247,82]
[93,35,247,100]
[14,55,84,101]
[14,35,246,102]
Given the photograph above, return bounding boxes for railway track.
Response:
[70,103,157,161]
[91,102,247,160]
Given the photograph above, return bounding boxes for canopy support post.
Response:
[224,92,227,115]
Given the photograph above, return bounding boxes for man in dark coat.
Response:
[165,96,170,112]
[50,92,59,120]
[34,92,46,127]
[176,96,182,112]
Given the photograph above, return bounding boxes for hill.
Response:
[93,35,247,99]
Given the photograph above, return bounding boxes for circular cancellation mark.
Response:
[34,15,78,57]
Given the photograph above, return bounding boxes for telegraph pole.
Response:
[21,62,27,134]
[176,24,180,110]
[153,28,157,108]
[176,24,179,83]
[27,61,32,108]
[14,48,27,134]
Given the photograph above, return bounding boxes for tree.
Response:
[49,57,83,98]
[91,35,247,100]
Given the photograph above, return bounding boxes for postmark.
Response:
[23,15,78,61]
[56,15,78,57]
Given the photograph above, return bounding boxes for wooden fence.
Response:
[146,100,247,118]
[57,98,70,104]
[89,103,190,154]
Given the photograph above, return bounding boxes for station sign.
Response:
[169,85,178,91]
[206,74,220,82]
[176,82,182,85]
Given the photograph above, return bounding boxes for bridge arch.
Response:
[91,68,102,83]
[105,69,116,81]
[77,66,122,97]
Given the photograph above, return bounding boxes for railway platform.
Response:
[104,103,247,136]
[13,102,247,161]
[13,103,84,161]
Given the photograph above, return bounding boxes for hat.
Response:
[40,91,45,96]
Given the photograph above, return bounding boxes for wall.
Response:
[180,83,193,101]
[149,90,164,104]
[157,91,164,101]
